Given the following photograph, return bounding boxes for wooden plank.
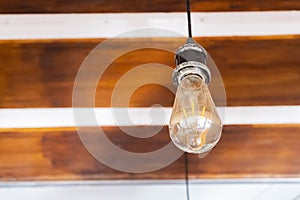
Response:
[0,125,299,181]
[0,0,299,13]
[0,127,185,181]
[0,36,299,108]
[189,125,300,178]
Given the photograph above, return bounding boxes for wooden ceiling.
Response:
[0,0,299,183]
[1,125,300,181]
[0,0,299,13]
[1,36,299,108]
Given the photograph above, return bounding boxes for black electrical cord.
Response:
[185,1,192,199]
[186,0,192,38]
[185,0,192,198]
[184,152,190,200]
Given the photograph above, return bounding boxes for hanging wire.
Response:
[186,0,192,38]
[185,152,190,200]
[184,0,193,200]
[185,1,192,200]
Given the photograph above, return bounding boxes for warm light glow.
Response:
[169,75,222,154]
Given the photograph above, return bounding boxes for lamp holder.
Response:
[173,37,211,87]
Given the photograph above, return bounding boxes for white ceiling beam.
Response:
[1,179,300,200]
[0,106,299,128]
[0,11,299,39]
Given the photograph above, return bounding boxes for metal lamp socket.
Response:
[173,38,211,87]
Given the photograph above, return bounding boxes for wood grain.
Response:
[0,36,299,108]
[0,0,299,13]
[0,125,299,181]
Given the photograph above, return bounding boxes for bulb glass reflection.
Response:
[169,75,222,154]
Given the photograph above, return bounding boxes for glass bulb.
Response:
[169,75,222,154]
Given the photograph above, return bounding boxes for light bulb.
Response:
[169,74,222,154]
[169,38,222,154]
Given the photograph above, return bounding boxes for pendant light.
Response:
[169,0,222,155]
